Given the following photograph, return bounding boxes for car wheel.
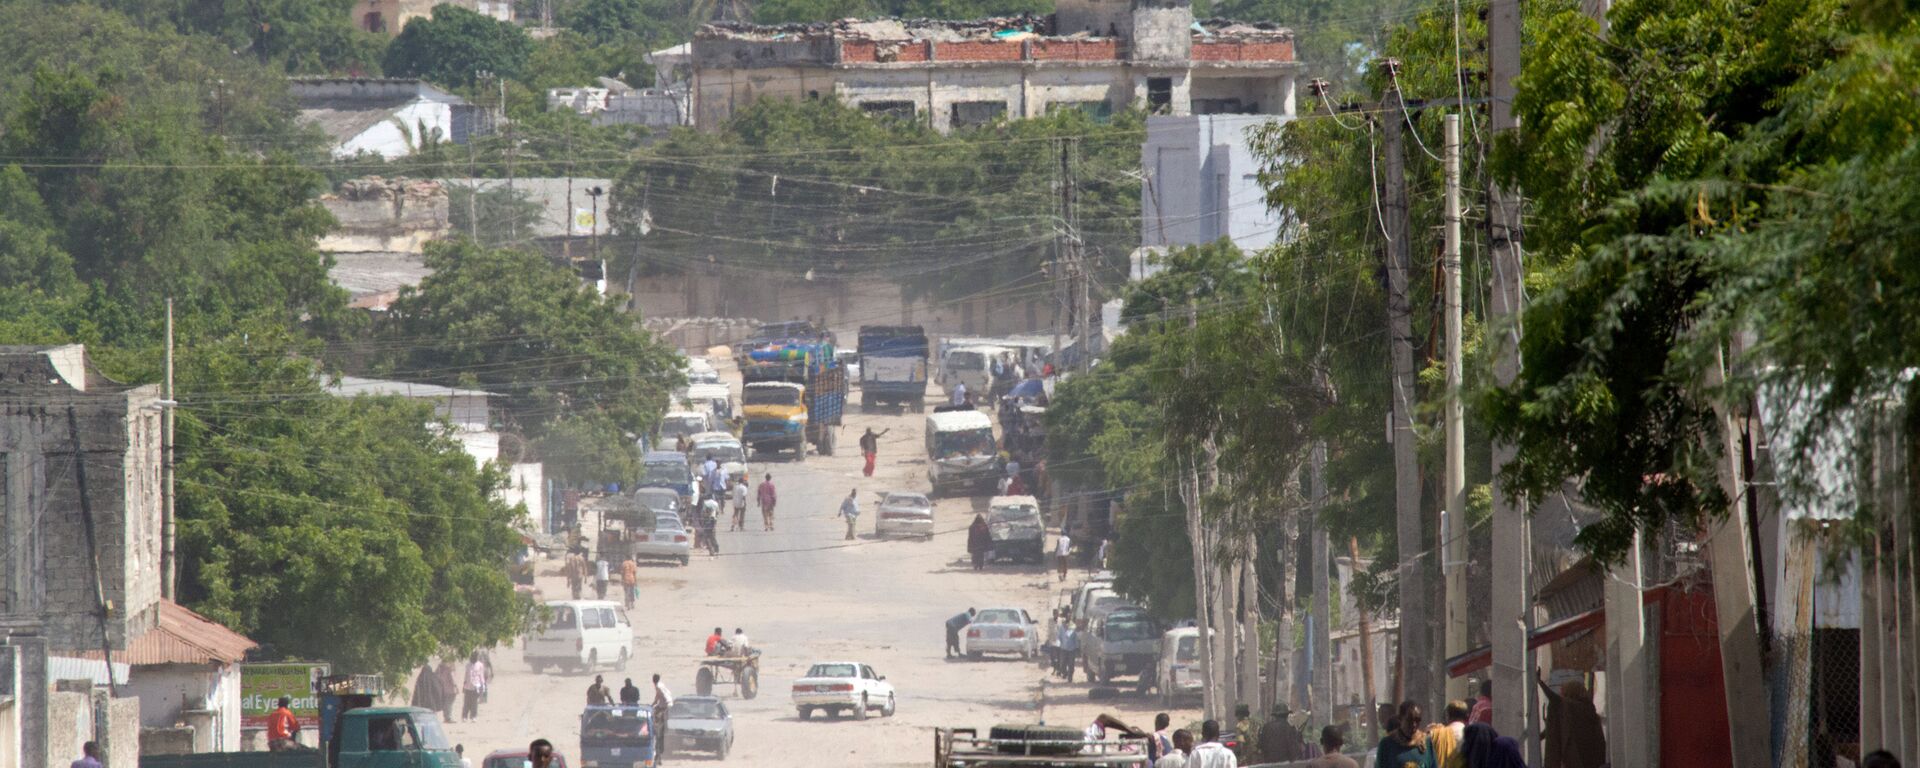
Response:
[798,706,813,721]
[718,736,730,760]
[882,693,896,717]
[854,695,869,720]
[679,555,690,566]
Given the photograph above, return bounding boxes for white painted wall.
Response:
[334,100,454,159]
[124,664,242,752]
[1140,114,1288,252]
[501,463,547,531]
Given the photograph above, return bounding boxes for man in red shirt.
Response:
[705,627,725,656]
[266,696,299,751]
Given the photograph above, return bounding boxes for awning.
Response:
[1445,584,1671,678]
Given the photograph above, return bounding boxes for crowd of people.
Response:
[409,652,494,724]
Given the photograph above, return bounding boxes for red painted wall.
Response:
[1658,585,1734,768]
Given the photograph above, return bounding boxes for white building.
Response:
[689,0,1299,133]
[292,79,487,160]
[1140,113,1287,252]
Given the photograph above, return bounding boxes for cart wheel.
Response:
[696,666,715,696]
[741,666,759,699]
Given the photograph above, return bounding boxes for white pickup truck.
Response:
[791,661,896,721]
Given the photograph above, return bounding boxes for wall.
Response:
[1129,0,1195,61]
[624,272,1049,339]
[1140,114,1288,252]
[501,464,547,533]
[0,346,163,652]
[316,178,450,254]
[336,100,453,160]
[124,664,239,753]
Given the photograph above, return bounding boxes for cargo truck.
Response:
[739,342,846,460]
[856,325,929,410]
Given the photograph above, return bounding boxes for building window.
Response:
[362,12,385,33]
[1146,78,1173,113]
[859,101,917,122]
[1194,98,1256,115]
[1046,101,1113,123]
[949,101,1007,129]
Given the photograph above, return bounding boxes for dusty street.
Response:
[438,362,1201,767]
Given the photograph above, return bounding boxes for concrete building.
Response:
[1140,113,1286,252]
[548,78,690,129]
[351,0,511,34]
[0,345,164,653]
[292,79,488,159]
[689,0,1298,132]
[90,601,255,755]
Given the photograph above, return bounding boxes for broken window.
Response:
[1146,78,1173,113]
[949,101,1007,129]
[860,101,918,122]
[1194,98,1256,115]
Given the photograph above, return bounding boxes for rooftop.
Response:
[697,15,1291,43]
[83,600,256,667]
[329,375,498,400]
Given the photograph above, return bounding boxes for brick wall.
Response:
[1029,39,1120,61]
[1190,40,1295,62]
[840,40,932,63]
[935,40,1025,62]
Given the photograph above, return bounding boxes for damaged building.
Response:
[690,0,1298,131]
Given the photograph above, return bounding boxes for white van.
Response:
[940,345,1012,400]
[523,600,633,673]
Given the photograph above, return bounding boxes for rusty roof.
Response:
[88,601,257,667]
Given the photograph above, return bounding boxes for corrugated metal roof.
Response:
[48,656,128,686]
[84,601,256,667]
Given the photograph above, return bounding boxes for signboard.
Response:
[241,662,328,729]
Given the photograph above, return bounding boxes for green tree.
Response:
[374,240,683,486]
[92,0,386,74]
[384,4,534,88]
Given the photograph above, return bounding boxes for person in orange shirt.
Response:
[621,557,638,608]
[704,627,725,655]
[266,696,299,751]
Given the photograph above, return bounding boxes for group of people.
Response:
[704,626,753,656]
[1143,715,1241,768]
[409,652,494,724]
[579,674,677,764]
[566,552,642,607]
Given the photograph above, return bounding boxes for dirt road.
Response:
[440,364,1201,766]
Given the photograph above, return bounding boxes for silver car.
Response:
[690,431,748,486]
[962,607,1040,659]
[667,695,733,759]
[874,491,933,539]
[630,511,692,566]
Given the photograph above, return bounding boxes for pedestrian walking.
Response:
[1151,713,1174,762]
[967,514,992,570]
[731,476,749,531]
[411,663,446,715]
[621,556,638,608]
[267,696,301,751]
[758,474,778,531]
[859,427,890,477]
[462,652,487,721]
[566,553,584,600]
[1188,720,1239,768]
[1257,704,1305,763]
[620,677,642,705]
[651,674,673,764]
[1054,529,1073,582]
[838,489,860,541]
[945,608,975,658]
[594,557,610,600]
[1539,674,1605,768]
[1096,536,1112,570]
[437,660,459,721]
[699,498,721,554]
[456,744,472,768]
[1056,622,1080,681]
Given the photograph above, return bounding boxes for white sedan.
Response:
[963,607,1041,659]
[791,661,896,721]
[875,491,934,538]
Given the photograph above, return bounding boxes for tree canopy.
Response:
[384,3,535,88]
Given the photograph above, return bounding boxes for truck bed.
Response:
[142,751,323,768]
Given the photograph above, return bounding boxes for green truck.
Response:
[142,676,460,768]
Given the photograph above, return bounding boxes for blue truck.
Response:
[739,342,846,460]
[579,705,656,768]
[857,325,929,411]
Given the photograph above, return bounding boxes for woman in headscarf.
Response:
[1460,723,1498,768]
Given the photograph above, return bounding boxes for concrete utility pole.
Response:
[1310,440,1333,730]
[1442,114,1469,702]
[1379,72,1431,712]
[1351,536,1380,744]
[162,298,176,601]
[1603,533,1650,768]
[1053,139,1070,363]
[1486,0,1538,756]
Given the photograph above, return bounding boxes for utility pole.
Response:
[1310,440,1333,731]
[1442,113,1469,702]
[1486,0,1537,756]
[1053,138,1069,360]
[1706,348,1772,767]
[1351,536,1379,744]
[161,299,176,601]
[1379,66,1431,712]
[1069,137,1092,372]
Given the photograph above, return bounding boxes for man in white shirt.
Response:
[1187,720,1237,768]
[730,479,749,531]
[1156,730,1193,768]
[951,381,968,406]
[731,627,751,654]
[1055,530,1073,582]
[651,673,673,758]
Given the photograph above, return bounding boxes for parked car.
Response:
[791,661,896,721]
[684,357,721,385]
[667,695,734,759]
[638,451,697,510]
[985,496,1045,563]
[524,600,633,673]
[874,491,934,539]
[658,410,715,446]
[1082,606,1160,683]
[962,607,1041,660]
[631,511,693,566]
[633,488,681,518]
[1156,627,1209,707]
